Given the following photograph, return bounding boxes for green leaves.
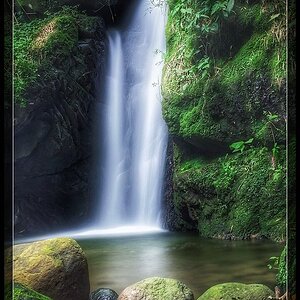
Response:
[267,256,279,270]
[230,138,254,153]
[197,56,211,79]
[211,2,226,16]
[227,0,235,14]
[211,0,234,19]
[272,142,280,158]
[269,13,280,22]
[266,112,279,121]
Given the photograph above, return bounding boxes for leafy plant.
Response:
[229,138,254,153]
[267,256,279,270]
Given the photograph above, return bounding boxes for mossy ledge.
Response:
[162,0,286,242]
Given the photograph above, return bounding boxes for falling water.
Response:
[98,0,168,229]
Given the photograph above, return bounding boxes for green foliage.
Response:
[276,246,287,290]
[12,283,52,300]
[229,138,253,153]
[267,256,279,270]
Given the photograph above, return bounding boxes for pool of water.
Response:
[77,232,283,298]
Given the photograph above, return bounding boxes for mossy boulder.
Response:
[12,238,90,300]
[197,283,274,300]
[13,283,52,300]
[118,277,194,300]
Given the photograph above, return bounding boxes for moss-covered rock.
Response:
[14,6,100,106]
[118,277,194,300]
[163,0,286,242]
[13,283,52,300]
[11,238,90,300]
[166,145,286,241]
[197,282,274,300]
[162,0,286,145]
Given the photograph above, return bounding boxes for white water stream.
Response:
[97,0,168,229]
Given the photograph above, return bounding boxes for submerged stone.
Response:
[197,282,274,300]
[12,237,90,300]
[118,277,194,300]
[90,288,118,300]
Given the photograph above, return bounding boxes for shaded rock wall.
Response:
[14,13,106,237]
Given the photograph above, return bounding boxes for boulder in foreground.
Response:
[118,277,194,300]
[13,237,90,300]
[197,282,275,300]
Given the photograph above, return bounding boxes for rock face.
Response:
[14,14,106,237]
[197,283,275,300]
[12,283,52,300]
[90,288,119,300]
[118,277,194,300]
[161,0,287,240]
[12,238,90,300]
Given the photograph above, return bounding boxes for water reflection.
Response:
[77,232,283,298]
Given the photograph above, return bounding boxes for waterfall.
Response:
[98,0,168,229]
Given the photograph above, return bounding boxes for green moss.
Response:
[163,0,286,143]
[221,33,271,86]
[14,7,98,106]
[197,282,274,300]
[13,283,52,300]
[173,146,286,241]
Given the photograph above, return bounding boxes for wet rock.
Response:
[118,277,194,300]
[197,283,275,300]
[90,288,118,300]
[12,238,90,300]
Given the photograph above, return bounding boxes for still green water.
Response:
[77,232,283,298]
